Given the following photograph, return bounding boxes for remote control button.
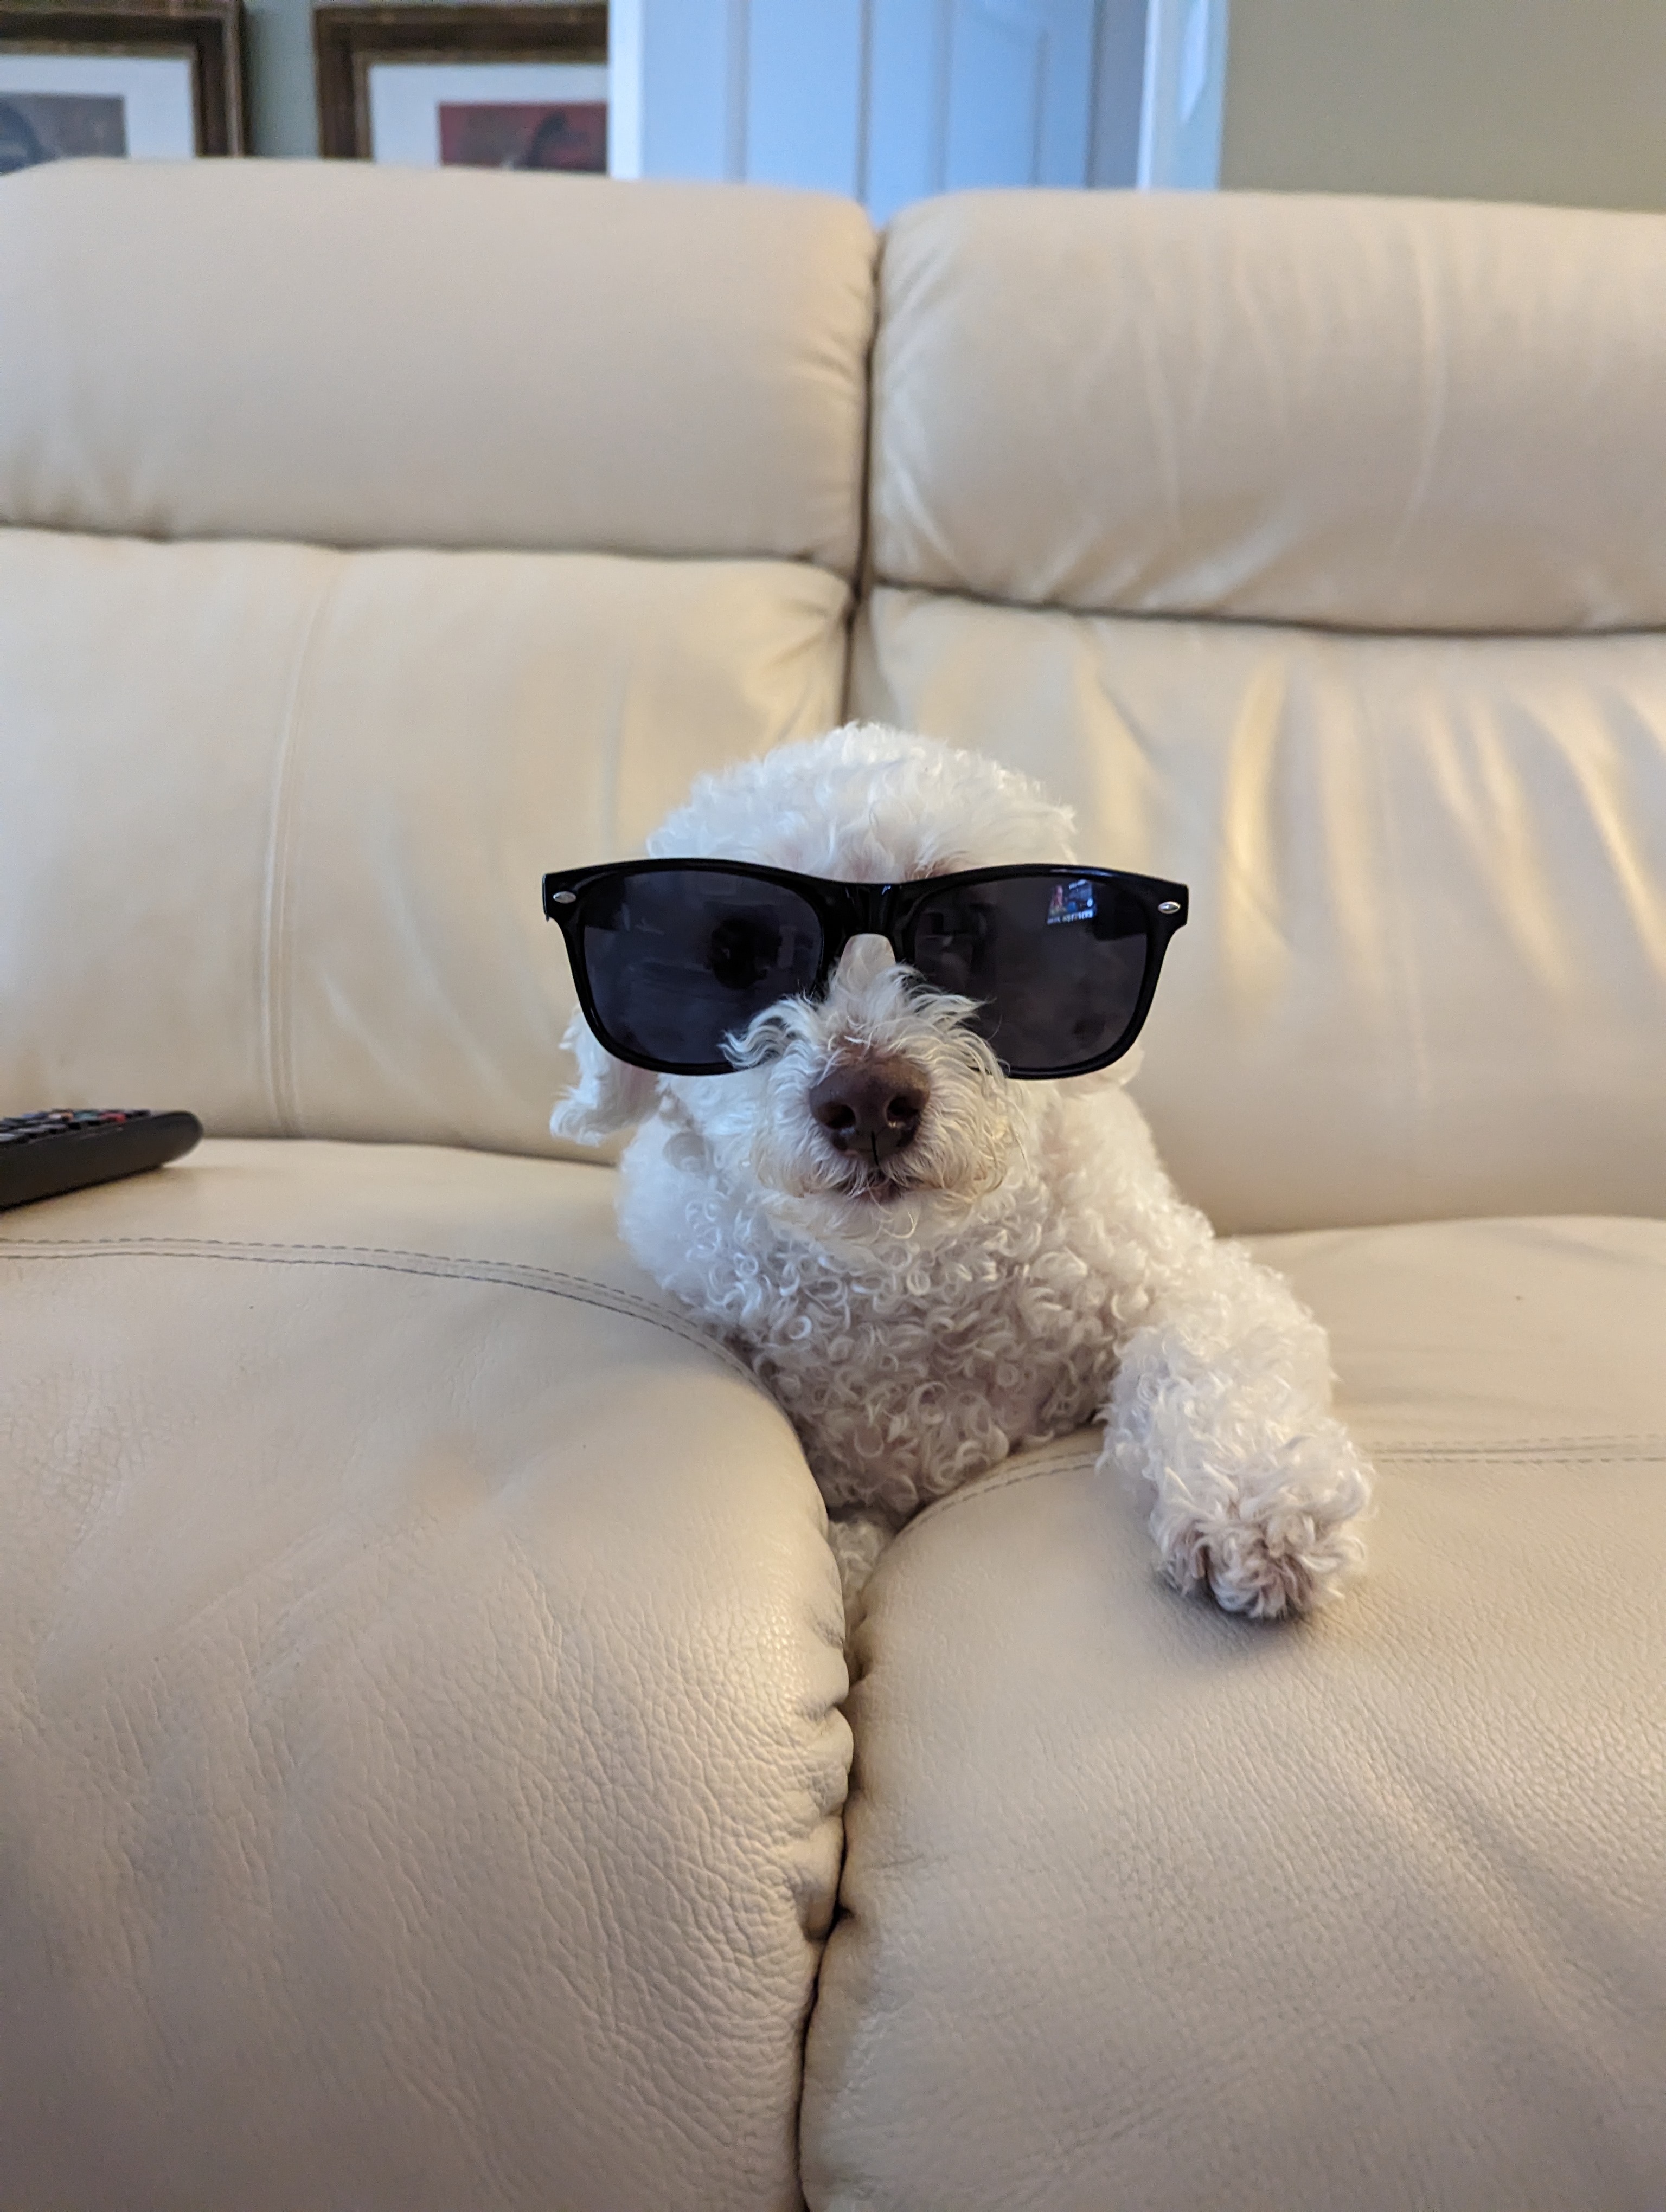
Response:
[0,1107,152,1141]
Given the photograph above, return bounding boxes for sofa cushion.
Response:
[802,1215,1666,2211]
[0,529,846,1149]
[872,189,1666,632]
[0,160,875,575]
[857,187,1666,1237]
[854,587,1666,1232]
[0,1140,848,2212]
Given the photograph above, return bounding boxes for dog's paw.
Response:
[1159,1500,1364,1620]
[1106,1396,1373,1622]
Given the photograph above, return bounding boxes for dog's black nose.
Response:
[809,1059,930,1164]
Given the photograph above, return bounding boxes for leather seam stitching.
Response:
[1368,1445,1666,1464]
[906,1446,1104,1528]
[905,1432,1666,1532]
[0,1236,758,1384]
[260,558,344,1138]
[1357,654,1434,1207]
[865,577,1666,643]
[1364,1433,1666,1453]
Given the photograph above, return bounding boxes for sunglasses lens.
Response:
[908,872,1151,1072]
[580,869,825,1068]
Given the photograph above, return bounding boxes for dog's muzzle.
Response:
[808,1057,928,1167]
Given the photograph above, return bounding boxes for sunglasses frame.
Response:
[542,857,1189,1080]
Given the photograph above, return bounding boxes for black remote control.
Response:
[0,1109,203,1212]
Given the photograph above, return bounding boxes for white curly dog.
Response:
[554,725,1371,1623]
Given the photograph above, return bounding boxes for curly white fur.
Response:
[553,725,1372,1624]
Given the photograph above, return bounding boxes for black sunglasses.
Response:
[542,859,1188,1081]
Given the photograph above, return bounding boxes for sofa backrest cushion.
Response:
[872,188,1666,635]
[1,532,847,1153]
[0,160,874,575]
[0,164,872,1155]
[856,190,1666,1233]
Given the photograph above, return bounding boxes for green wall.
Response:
[244,0,321,155]
[1221,0,1666,211]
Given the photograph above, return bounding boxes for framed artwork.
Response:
[312,3,607,169]
[0,0,244,165]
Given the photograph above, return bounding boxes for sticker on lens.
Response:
[1046,878,1096,926]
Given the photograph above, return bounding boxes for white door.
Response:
[610,0,1223,213]
[863,0,1100,218]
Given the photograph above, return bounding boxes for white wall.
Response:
[1138,0,1226,188]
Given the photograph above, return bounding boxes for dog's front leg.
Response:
[1100,1231,1372,1619]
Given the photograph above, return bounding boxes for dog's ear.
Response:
[550,1010,660,1142]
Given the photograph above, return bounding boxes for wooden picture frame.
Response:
[0,0,244,160]
[313,2,606,165]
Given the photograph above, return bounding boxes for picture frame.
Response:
[312,2,607,169]
[0,0,244,165]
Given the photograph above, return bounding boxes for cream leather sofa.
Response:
[1,161,1660,2211]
